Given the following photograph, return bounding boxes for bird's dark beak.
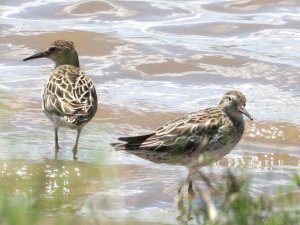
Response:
[239,105,253,120]
[23,51,48,61]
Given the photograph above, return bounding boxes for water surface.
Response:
[0,0,299,224]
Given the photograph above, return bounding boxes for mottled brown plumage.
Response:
[42,65,97,128]
[23,40,98,159]
[113,91,252,201]
[49,40,75,50]
[114,90,252,168]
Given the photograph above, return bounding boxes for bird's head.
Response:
[23,40,79,68]
[218,90,253,120]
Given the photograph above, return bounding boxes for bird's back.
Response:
[42,65,98,129]
[115,107,245,166]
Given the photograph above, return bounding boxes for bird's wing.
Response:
[136,108,226,155]
[42,65,98,124]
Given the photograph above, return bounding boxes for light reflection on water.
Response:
[0,0,300,224]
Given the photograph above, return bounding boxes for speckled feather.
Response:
[49,40,75,50]
[114,91,250,167]
[43,65,97,128]
[23,39,98,159]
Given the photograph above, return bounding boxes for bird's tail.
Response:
[110,133,154,150]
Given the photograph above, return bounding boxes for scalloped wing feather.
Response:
[42,65,97,125]
[128,108,226,154]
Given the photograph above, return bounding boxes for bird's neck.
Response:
[54,53,80,68]
[223,108,245,129]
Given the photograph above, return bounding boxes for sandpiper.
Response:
[23,40,98,159]
[113,90,252,199]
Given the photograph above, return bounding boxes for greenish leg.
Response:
[177,182,185,210]
[188,180,195,214]
[197,170,215,191]
[54,127,60,155]
[188,181,195,199]
[72,128,82,160]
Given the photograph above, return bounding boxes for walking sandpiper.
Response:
[113,90,252,203]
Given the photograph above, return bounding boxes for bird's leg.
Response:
[177,168,195,204]
[188,181,195,200]
[178,170,196,208]
[177,181,185,207]
[197,170,214,190]
[72,128,82,160]
[54,127,60,155]
[187,180,195,218]
[196,170,221,194]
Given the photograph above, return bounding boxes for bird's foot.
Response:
[54,145,60,159]
[72,147,78,160]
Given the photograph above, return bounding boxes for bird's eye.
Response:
[228,96,232,102]
[48,47,57,52]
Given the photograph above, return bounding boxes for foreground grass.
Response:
[0,177,72,225]
[212,172,300,225]
[175,171,300,225]
[0,169,299,225]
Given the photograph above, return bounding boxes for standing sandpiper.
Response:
[23,40,98,159]
[113,90,252,198]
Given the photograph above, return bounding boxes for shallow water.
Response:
[0,0,300,224]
